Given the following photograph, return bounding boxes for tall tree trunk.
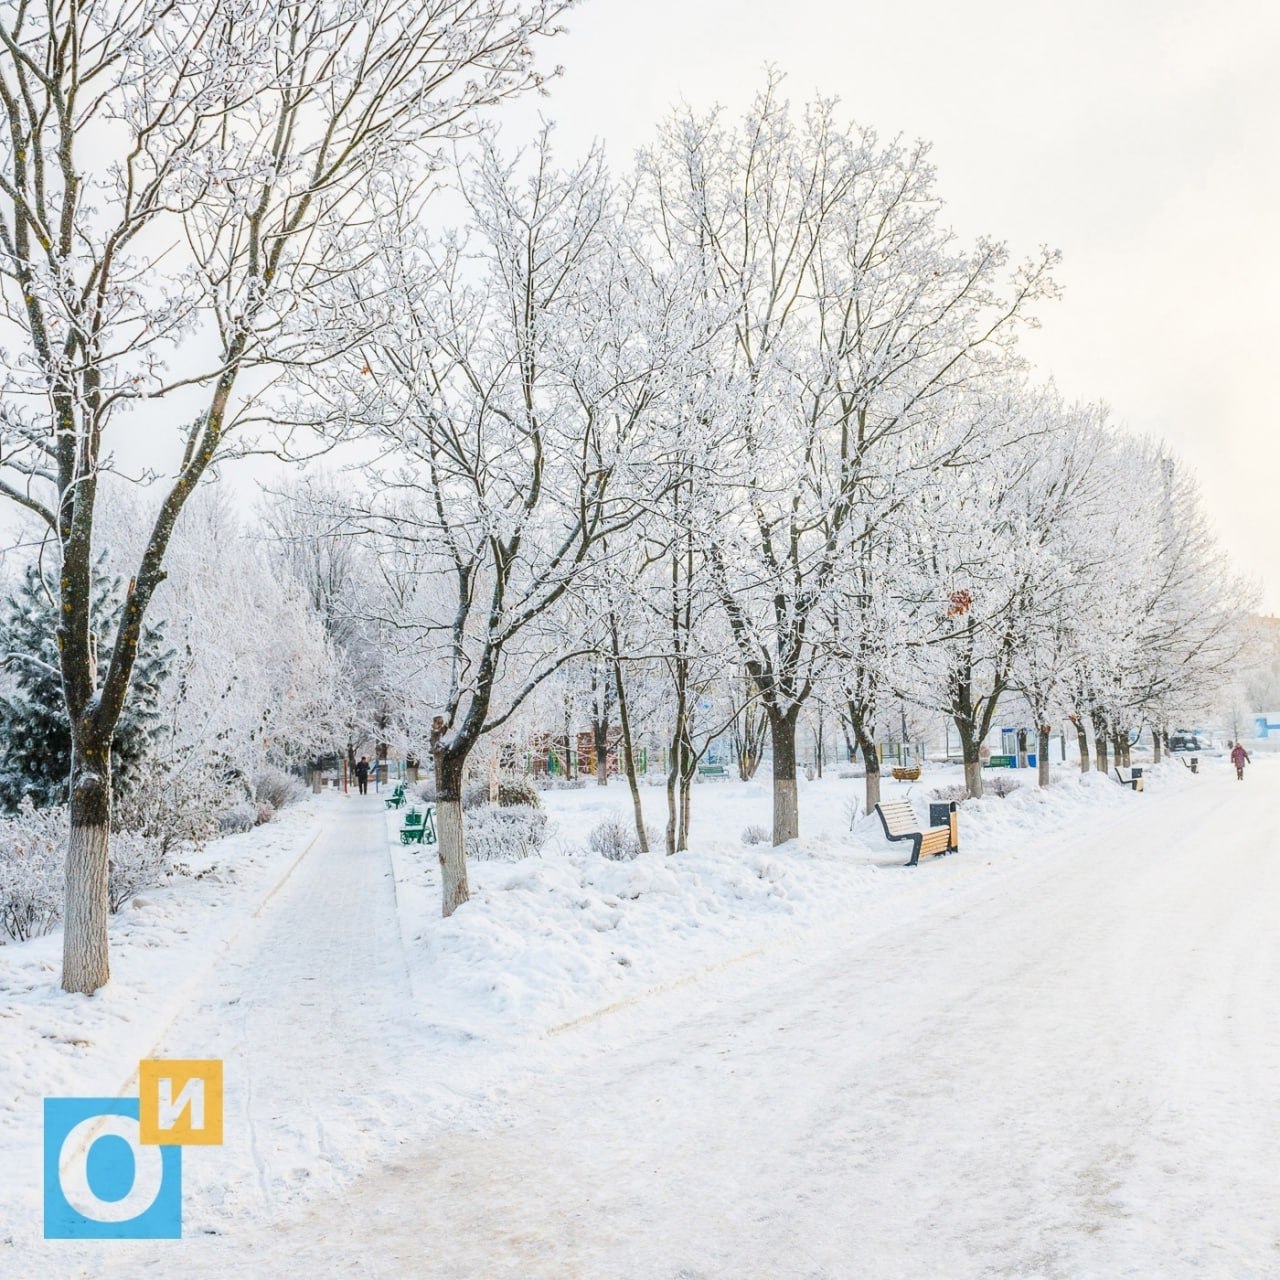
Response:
[1093,728,1109,775]
[852,715,881,814]
[611,645,648,855]
[734,694,766,781]
[61,732,112,994]
[1152,726,1162,764]
[770,706,801,845]
[960,734,984,799]
[677,765,693,851]
[431,723,470,917]
[1071,717,1090,773]
[593,717,609,786]
[1037,724,1051,789]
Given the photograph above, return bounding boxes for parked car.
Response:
[1169,732,1201,753]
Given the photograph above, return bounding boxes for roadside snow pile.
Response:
[403,839,886,1036]
[0,800,322,1177]
[395,764,1194,1041]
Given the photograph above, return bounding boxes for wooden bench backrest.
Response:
[877,799,920,836]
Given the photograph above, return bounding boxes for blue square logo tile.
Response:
[44,1097,182,1239]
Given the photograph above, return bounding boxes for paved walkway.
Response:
[145,794,419,1228]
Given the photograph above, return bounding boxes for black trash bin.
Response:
[928,800,959,851]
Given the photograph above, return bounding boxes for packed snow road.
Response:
[117,772,1280,1276]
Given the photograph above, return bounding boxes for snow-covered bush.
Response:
[929,784,969,805]
[495,776,540,808]
[534,776,587,791]
[988,775,1022,799]
[587,814,657,862]
[466,804,547,861]
[107,831,177,913]
[113,755,226,856]
[254,801,276,826]
[740,824,770,846]
[460,776,542,810]
[253,767,307,811]
[461,781,490,811]
[836,768,865,780]
[217,802,257,834]
[0,800,65,942]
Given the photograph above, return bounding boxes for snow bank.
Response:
[0,798,324,1233]
[392,763,1191,1043]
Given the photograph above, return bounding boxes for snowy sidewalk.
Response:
[114,767,1280,1279]
[143,794,422,1230]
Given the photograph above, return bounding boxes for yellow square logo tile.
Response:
[138,1059,223,1146]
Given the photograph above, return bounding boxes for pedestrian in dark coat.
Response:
[355,756,371,795]
[1230,741,1250,781]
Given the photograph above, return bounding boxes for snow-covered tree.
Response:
[319,136,691,915]
[0,559,168,810]
[639,75,1056,840]
[0,0,569,992]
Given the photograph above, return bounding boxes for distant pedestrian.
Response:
[1230,741,1250,781]
[355,756,370,795]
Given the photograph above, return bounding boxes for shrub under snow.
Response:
[0,801,183,940]
[107,829,179,914]
[740,824,771,846]
[253,766,307,811]
[587,814,659,862]
[466,804,548,862]
[0,800,64,942]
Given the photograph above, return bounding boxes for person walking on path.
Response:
[355,755,371,795]
[1231,741,1251,781]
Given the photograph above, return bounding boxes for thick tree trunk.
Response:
[1037,725,1051,788]
[1152,726,1162,764]
[61,738,112,994]
[954,719,983,798]
[432,746,470,916]
[1094,731,1109,775]
[770,707,801,845]
[963,756,983,798]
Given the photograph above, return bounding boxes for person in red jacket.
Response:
[1230,741,1251,781]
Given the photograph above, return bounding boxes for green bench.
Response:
[984,755,1016,769]
[697,762,730,779]
[385,783,407,809]
[400,806,437,845]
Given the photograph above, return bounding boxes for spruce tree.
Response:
[0,561,169,811]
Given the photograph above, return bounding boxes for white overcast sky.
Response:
[490,0,1280,609]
